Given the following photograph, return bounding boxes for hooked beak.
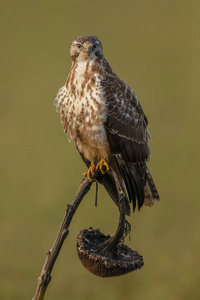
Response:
[83,44,93,55]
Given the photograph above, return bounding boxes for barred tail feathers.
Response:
[144,167,160,207]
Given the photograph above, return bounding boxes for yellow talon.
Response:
[83,162,96,182]
[96,158,110,175]
[83,159,109,181]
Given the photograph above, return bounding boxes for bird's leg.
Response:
[83,162,96,182]
[96,158,110,175]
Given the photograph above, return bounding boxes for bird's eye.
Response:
[77,44,82,49]
[93,44,97,49]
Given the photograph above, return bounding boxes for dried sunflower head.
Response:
[77,228,144,277]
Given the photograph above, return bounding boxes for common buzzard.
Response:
[55,35,159,214]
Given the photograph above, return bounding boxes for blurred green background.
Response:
[1,1,200,299]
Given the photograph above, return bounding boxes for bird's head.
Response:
[70,35,103,62]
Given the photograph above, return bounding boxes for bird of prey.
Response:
[54,35,159,215]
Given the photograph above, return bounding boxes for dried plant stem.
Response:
[32,178,92,300]
[96,168,126,255]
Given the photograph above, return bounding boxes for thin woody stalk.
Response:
[32,178,92,300]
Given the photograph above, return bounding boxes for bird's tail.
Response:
[90,158,159,215]
[143,166,160,207]
[115,157,159,212]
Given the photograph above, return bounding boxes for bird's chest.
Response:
[55,62,110,162]
[66,64,107,145]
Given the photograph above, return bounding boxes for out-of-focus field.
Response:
[1,1,200,299]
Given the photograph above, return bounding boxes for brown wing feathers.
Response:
[101,70,159,211]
